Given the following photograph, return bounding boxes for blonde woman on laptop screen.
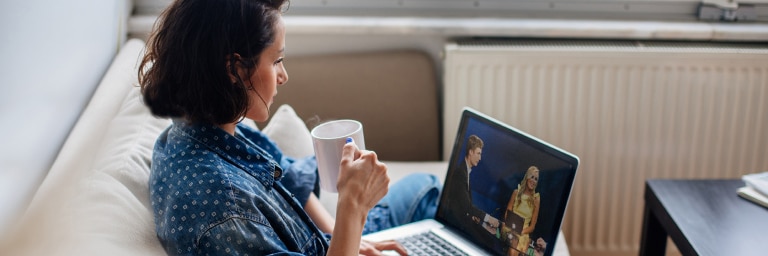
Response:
[505,166,542,256]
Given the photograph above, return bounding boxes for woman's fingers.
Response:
[358,240,407,256]
[340,140,360,166]
[358,241,382,256]
[372,240,408,256]
[356,151,389,206]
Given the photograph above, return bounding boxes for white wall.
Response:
[0,0,128,236]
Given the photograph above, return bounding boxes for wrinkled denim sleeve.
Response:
[279,156,318,207]
[196,218,307,256]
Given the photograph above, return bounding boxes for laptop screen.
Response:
[436,108,579,256]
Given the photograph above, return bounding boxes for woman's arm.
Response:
[306,178,406,255]
[505,189,518,221]
[304,192,335,233]
[326,141,396,256]
[328,197,368,256]
[523,195,540,235]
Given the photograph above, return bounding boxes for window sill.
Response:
[129,15,768,42]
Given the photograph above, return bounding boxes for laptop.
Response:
[363,108,579,256]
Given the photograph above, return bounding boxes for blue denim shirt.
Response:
[149,120,329,255]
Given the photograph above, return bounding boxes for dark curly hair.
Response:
[139,0,288,125]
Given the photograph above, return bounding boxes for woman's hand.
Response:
[327,139,391,256]
[359,240,407,256]
[336,139,390,212]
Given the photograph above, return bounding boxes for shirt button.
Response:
[273,170,282,178]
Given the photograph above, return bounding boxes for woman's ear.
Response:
[225,53,243,84]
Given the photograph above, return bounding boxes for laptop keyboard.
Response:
[397,231,468,256]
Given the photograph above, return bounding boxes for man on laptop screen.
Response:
[442,134,486,229]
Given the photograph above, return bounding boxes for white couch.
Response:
[1,39,569,255]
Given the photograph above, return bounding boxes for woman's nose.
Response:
[278,66,289,85]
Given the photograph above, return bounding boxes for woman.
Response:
[504,166,541,256]
[139,0,440,255]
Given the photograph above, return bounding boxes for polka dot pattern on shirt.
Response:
[149,121,328,255]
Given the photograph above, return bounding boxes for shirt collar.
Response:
[171,119,283,187]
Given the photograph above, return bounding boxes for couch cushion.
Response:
[68,86,169,255]
[261,104,314,159]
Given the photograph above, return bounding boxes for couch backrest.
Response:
[260,50,441,161]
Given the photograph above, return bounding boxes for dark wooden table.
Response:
[640,179,768,256]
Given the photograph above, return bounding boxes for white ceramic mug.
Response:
[311,119,365,192]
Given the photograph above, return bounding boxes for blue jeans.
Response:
[362,173,442,234]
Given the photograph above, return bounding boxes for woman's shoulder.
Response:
[236,122,269,142]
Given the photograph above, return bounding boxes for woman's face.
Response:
[527,169,539,191]
[244,16,288,122]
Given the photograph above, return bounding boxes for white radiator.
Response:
[443,40,768,256]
